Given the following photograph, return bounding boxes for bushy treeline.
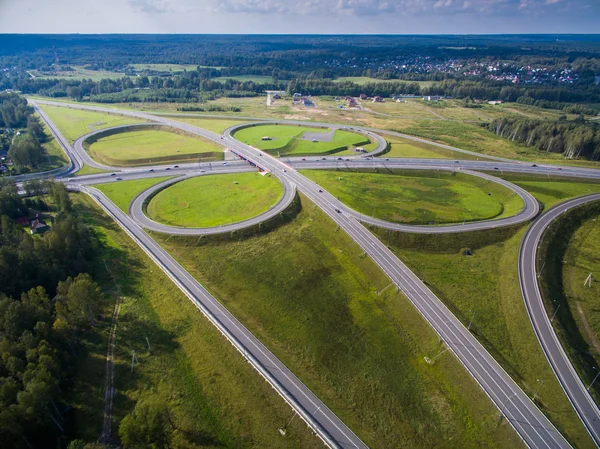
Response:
[0,180,108,448]
[515,96,598,116]
[488,116,600,160]
[0,93,50,172]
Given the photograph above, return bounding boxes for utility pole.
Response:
[532,379,544,401]
[551,304,561,323]
[424,346,449,364]
[468,310,476,330]
[588,368,600,391]
[584,273,593,288]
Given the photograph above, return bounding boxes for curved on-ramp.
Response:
[129,173,297,236]
[520,194,600,446]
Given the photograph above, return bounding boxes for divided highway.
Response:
[29,98,600,448]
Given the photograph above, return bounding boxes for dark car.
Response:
[318,189,323,193]
[532,164,538,167]
[115,177,122,181]
[149,169,154,172]
[166,167,171,170]
[455,160,459,163]
[302,158,306,161]
[494,167,499,170]
[322,157,327,161]
[335,209,341,213]
[174,165,179,168]
[110,173,116,176]
[337,158,343,160]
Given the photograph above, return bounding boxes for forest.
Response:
[488,116,600,160]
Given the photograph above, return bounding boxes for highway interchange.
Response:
[23,98,600,448]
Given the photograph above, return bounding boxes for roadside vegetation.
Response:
[153,193,522,449]
[87,128,223,166]
[67,193,320,448]
[234,124,371,156]
[147,172,283,227]
[302,169,523,224]
[95,176,174,212]
[37,104,146,143]
[165,117,249,134]
[536,201,600,409]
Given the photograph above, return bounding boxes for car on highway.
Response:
[455,160,459,163]
[322,157,327,161]
[532,164,538,167]
[302,158,306,161]
[174,165,179,168]
[337,158,343,160]
[318,189,323,192]
[149,169,154,172]
[335,208,341,213]
[110,173,116,176]
[115,177,122,181]
[281,168,286,172]
[494,167,499,170]
[166,167,171,170]
[558,167,563,170]
[200,169,206,172]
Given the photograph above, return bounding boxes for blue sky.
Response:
[1,0,599,34]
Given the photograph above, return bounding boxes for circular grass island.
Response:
[233,124,376,157]
[146,172,285,228]
[301,169,525,225]
[87,126,224,166]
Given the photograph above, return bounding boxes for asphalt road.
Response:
[29,98,600,448]
[520,194,600,446]
[71,184,367,449]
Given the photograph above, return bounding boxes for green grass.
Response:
[536,202,600,410]
[30,65,128,81]
[213,75,274,83]
[38,104,146,143]
[234,125,370,156]
[73,164,113,177]
[68,193,319,447]
[147,172,283,227]
[301,169,523,225]
[129,63,204,72]
[35,112,70,170]
[371,223,594,448]
[160,117,249,134]
[95,176,174,212]
[88,128,223,166]
[381,135,481,160]
[495,174,600,210]
[334,77,435,88]
[153,193,522,449]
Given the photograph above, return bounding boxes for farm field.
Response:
[38,103,146,143]
[213,75,274,83]
[381,135,480,159]
[147,172,283,227]
[234,124,371,156]
[95,176,174,212]
[129,63,202,72]
[68,193,319,447]
[301,169,523,224]
[88,128,223,166]
[29,65,128,80]
[153,193,523,449]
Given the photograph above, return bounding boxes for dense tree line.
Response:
[488,116,600,160]
[0,180,108,448]
[515,96,598,115]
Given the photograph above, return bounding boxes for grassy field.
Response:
[68,193,319,447]
[302,169,523,225]
[30,65,128,81]
[95,176,174,212]
[147,172,283,227]
[381,135,481,160]
[213,75,274,83]
[88,128,223,166]
[38,104,146,143]
[73,164,113,177]
[496,174,600,210]
[537,203,600,408]
[35,112,70,170]
[166,117,249,134]
[129,63,202,72]
[334,77,436,88]
[153,193,522,449]
[371,219,595,448]
[234,124,370,156]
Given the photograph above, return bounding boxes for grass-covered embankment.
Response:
[68,192,320,447]
[95,176,175,212]
[87,127,224,166]
[38,104,146,143]
[153,193,522,449]
[302,169,523,225]
[146,172,284,227]
[536,200,600,409]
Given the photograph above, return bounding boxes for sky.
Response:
[0,0,599,34]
